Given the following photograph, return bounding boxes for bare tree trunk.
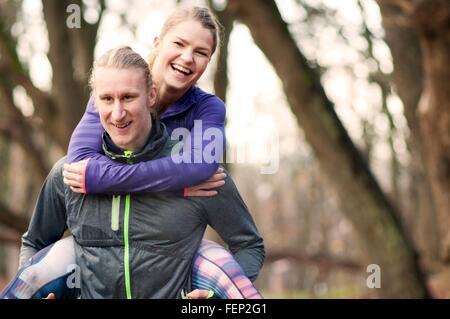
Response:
[203,4,235,244]
[226,0,429,298]
[414,2,450,260]
[211,8,233,103]
[377,1,440,268]
[211,3,234,174]
[42,0,86,148]
[67,0,105,88]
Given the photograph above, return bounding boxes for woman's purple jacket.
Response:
[67,86,225,194]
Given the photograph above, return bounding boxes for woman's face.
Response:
[152,19,214,94]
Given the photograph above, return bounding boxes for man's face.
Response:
[94,67,155,151]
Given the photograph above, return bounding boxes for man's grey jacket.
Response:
[20,117,264,298]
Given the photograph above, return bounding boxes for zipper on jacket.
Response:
[111,192,132,298]
[117,150,133,299]
[124,150,133,164]
[111,195,120,231]
[123,150,133,158]
[124,193,132,299]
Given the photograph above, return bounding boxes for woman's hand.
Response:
[184,167,226,197]
[186,289,214,299]
[63,160,89,193]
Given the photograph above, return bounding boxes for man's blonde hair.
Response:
[89,46,152,94]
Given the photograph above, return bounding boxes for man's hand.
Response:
[184,167,226,197]
[45,293,55,299]
[186,289,214,299]
[63,160,89,193]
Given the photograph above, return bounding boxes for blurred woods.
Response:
[0,0,449,298]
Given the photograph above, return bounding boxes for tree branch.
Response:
[0,18,25,73]
[0,18,65,149]
[209,1,234,103]
[266,250,363,272]
[375,0,414,15]
[0,201,28,234]
[0,232,21,246]
[0,77,49,180]
[0,65,57,122]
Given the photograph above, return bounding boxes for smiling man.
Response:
[95,66,156,152]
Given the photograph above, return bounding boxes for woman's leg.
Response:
[0,236,78,299]
[2,237,262,299]
[191,239,263,299]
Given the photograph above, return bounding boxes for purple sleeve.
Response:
[67,96,225,194]
[67,97,103,163]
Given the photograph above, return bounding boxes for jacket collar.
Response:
[159,86,197,120]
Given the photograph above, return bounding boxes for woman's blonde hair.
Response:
[89,46,152,94]
[147,6,223,68]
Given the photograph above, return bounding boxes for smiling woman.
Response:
[150,19,214,109]
[147,9,217,114]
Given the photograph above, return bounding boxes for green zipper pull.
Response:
[123,150,133,158]
[123,150,133,164]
